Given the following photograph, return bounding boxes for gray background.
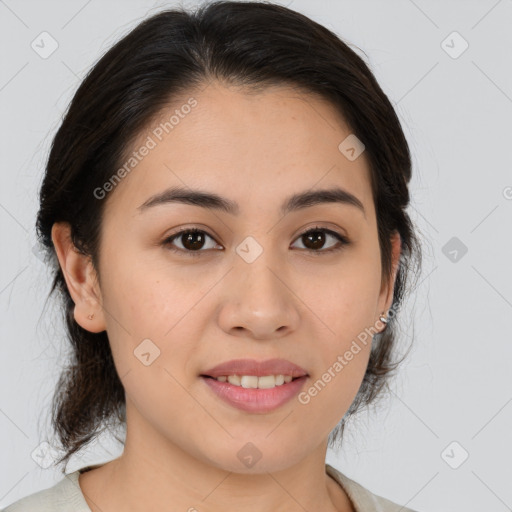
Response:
[1,1,511,511]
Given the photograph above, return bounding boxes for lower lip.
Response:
[201,376,308,413]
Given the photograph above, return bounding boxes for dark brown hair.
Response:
[36,0,423,472]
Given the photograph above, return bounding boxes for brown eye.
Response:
[163,226,350,258]
[163,228,221,256]
[291,227,350,254]
[180,231,207,250]
[302,230,327,250]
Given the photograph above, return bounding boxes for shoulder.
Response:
[326,463,418,512]
[1,470,91,512]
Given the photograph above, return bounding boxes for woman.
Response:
[3,1,422,511]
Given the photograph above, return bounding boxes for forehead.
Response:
[103,82,374,220]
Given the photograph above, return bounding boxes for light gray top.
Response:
[2,462,417,512]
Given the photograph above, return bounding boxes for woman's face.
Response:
[63,82,400,473]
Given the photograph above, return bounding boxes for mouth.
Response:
[199,358,309,413]
[199,374,309,414]
[200,374,306,387]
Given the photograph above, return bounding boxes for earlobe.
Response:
[51,222,106,333]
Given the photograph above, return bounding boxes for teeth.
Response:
[216,374,296,388]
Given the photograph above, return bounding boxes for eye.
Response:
[163,228,221,257]
[291,226,350,254]
[162,226,350,257]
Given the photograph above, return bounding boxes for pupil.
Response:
[305,231,324,250]
[180,230,325,251]
[184,232,204,250]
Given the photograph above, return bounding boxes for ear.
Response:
[51,222,106,333]
[377,230,401,325]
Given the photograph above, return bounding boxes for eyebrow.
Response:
[137,185,366,218]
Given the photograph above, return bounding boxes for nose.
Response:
[216,252,301,340]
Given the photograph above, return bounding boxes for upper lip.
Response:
[201,358,309,378]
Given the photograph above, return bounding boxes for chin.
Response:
[199,440,307,475]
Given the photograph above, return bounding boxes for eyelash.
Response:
[162,226,350,258]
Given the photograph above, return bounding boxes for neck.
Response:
[78,399,355,512]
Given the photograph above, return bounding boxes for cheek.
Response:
[99,271,200,424]
[303,255,382,339]
[98,255,208,386]
[296,313,373,439]
[99,247,201,339]
[294,251,380,417]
